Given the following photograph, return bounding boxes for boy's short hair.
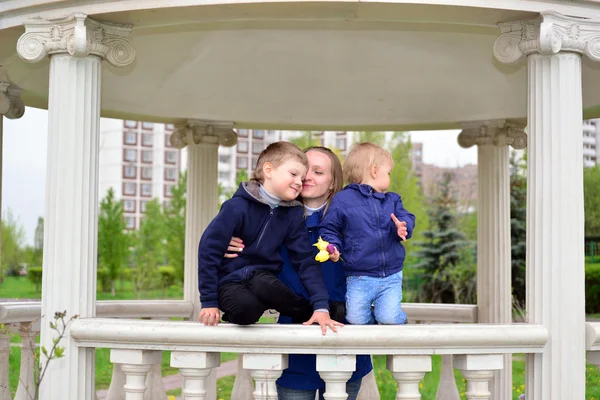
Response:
[343,142,394,184]
[252,141,308,183]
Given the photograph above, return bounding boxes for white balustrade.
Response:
[110,349,162,400]
[14,322,39,400]
[316,355,356,400]
[587,322,600,367]
[454,355,503,400]
[243,353,288,400]
[435,355,460,400]
[386,355,432,400]
[171,352,220,399]
[0,328,9,400]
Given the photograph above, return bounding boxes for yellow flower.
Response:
[313,236,329,252]
[315,250,330,262]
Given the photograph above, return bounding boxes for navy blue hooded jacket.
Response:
[197,181,329,310]
[319,183,416,277]
[277,209,372,390]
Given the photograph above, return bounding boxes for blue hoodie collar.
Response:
[345,183,386,199]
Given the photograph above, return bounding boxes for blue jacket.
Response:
[197,181,329,310]
[319,184,416,277]
[277,208,373,390]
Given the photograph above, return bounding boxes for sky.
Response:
[2,107,477,245]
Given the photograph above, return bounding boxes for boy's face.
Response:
[372,161,392,193]
[263,159,307,201]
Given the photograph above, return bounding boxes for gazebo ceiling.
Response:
[2,1,600,130]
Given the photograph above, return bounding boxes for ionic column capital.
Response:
[457,119,527,149]
[0,82,25,119]
[494,11,600,64]
[17,13,135,67]
[171,120,238,149]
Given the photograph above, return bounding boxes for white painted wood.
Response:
[435,355,459,400]
[171,352,220,400]
[14,14,134,400]
[243,354,288,400]
[0,329,9,400]
[14,323,38,400]
[386,355,431,400]
[317,355,356,400]
[455,355,503,400]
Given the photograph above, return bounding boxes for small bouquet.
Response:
[313,237,337,262]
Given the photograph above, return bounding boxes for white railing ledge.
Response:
[70,318,547,355]
[0,300,193,323]
[586,322,600,351]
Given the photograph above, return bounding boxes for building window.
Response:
[165,124,175,131]
[252,142,264,155]
[165,151,177,164]
[165,184,174,197]
[124,120,137,129]
[252,157,258,169]
[123,166,136,179]
[142,122,154,130]
[140,200,148,213]
[124,131,137,145]
[165,134,173,148]
[141,133,153,147]
[125,216,135,230]
[335,138,347,151]
[123,182,136,195]
[219,155,231,164]
[237,157,248,169]
[237,140,248,153]
[141,166,153,180]
[123,149,137,162]
[165,167,178,181]
[253,130,265,139]
[142,150,153,164]
[237,129,248,137]
[123,199,136,213]
[140,183,152,197]
[219,171,230,180]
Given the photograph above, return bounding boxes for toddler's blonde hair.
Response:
[343,142,394,184]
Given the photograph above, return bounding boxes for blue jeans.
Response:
[277,379,362,400]
[346,271,407,325]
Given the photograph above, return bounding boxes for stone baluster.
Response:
[14,322,40,400]
[243,354,288,400]
[110,349,162,400]
[171,352,220,399]
[387,355,432,400]
[435,355,460,400]
[0,326,9,400]
[454,355,503,400]
[316,355,356,400]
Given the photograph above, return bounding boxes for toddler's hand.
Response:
[303,311,344,335]
[329,247,341,262]
[199,307,221,326]
[391,214,408,241]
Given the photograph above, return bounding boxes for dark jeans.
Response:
[218,270,314,325]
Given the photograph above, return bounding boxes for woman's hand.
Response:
[224,237,244,259]
[199,307,221,326]
[303,311,344,335]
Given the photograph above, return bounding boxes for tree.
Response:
[1,209,26,283]
[33,217,44,266]
[98,188,130,296]
[584,165,600,237]
[413,172,468,303]
[510,150,527,307]
[164,172,186,283]
[289,131,321,150]
[132,199,164,297]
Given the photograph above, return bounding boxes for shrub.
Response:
[120,268,132,281]
[157,266,176,289]
[586,264,600,314]
[97,267,111,293]
[27,267,43,292]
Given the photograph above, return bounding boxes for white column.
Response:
[16,14,135,400]
[243,353,288,400]
[454,355,503,400]
[457,119,526,399]
[316,355,356,400]
[493,11,600,400]
[386,355,432,400]
[171,352,221,399]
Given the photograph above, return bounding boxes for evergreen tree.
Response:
[98,188,130,296]
[164,172,186,283]
[510,151,527,307]
[132,199,164,297]
[413,172,468,303]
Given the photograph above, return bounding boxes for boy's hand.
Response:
[303,311,344,335]
[224,237,244,259]
[329,247,341,262]
[391,214,408,241]
[199,308,221,326]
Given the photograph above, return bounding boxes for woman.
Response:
[225,146,373,400]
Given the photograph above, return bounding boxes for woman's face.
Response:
[302,150,334,202]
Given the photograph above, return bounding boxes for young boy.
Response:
[197,141,341,334]
[319,142,416,325]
